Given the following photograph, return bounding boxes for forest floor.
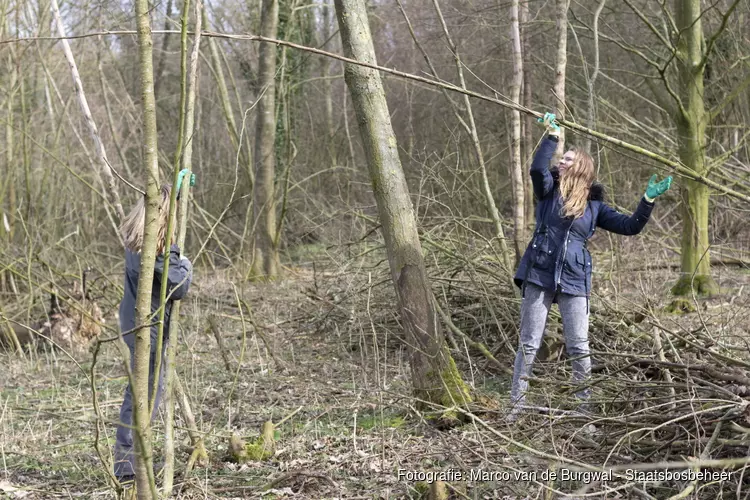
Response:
[2,242,750,499]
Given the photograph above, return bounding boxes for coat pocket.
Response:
[532,234,555,270]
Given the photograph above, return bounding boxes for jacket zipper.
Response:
[557,224,572,289]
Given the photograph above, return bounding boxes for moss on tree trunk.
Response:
[670,0,718,297]
[250,0,280,280]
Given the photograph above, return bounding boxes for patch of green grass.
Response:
[357,412,406,431]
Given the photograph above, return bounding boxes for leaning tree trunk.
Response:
[334,0,471,412]
[133,0,160,496]
[250,0,280,280]
[553,0,568,155]
[509,0,525,263]
[51,0,125,222]
[670,0,718,296]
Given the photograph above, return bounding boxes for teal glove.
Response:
[537,112,560,136]
[645,174,672,202]
[176,169,196,197]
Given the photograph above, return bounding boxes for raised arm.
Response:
[597,174,672,235]
[530,112,562,200]
[530,136,558,200]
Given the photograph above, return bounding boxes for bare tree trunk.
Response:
[161,0,203,493]
[334,0,471,413]
[203,8,240,150]
[520,0,534,229]
[670,0,718,296]
[51,0,125,222]
[133,0,161,495]
[320,2,334,145]
[1,19,17,294]
[583,0,606,154]
[250,0,280,280]
[509,0,525,263]
[553,0,569,155]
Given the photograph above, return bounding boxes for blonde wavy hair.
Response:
[120,184,174,255]
[559,148,596,219]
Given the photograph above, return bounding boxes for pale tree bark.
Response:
[203,8,243,160]
[250,0,280,280]
[520,0,534,229]
[509,0,525,263]
[583,0,606,154]
[553,0,569,155]
[202,5,255,196]
[320,1,334,145]
[334,0,471,412]
[1,12,17,294]
[133,0,161,495]
[50,0,125,222]
[670,0,719,296]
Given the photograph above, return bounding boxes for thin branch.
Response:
[4,28,750,202]
[699,0,743,72]
[622,0,673,50]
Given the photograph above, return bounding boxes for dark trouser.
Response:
[113,330,168,478]
[510,282,591,405]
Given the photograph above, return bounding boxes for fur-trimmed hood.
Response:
[550,167,606,202]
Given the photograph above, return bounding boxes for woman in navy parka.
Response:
[508,113,672,418]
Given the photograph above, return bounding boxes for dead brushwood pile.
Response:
[307,230,750,495]
[1,273,107,355]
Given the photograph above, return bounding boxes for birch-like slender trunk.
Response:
[509,0,525,263]
[321,2,334,145]
[133,0,160,495]
[2,19,17,294]
[334,0,471,412]
[583,0,606,154]
[553,0,569,156]
[158,0,204,492]
[51,0,125,222]
[203,9,241,154]
[520,0,534,229]
[250,0,280,280]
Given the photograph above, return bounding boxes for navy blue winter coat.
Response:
[514,136,655,297]
[119,244,193,343]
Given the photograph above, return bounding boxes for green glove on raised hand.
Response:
[537,112,561,137]
[176,168,196,198]
[645,174,672,202]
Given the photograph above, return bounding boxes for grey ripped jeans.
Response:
[113,329,168,478]
[510,282,591,405]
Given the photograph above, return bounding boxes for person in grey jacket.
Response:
[113,183,193,484]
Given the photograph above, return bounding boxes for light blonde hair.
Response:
[120,184,174,255]
[559,147,596,219]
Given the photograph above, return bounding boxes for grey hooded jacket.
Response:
[118,244,193,342]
